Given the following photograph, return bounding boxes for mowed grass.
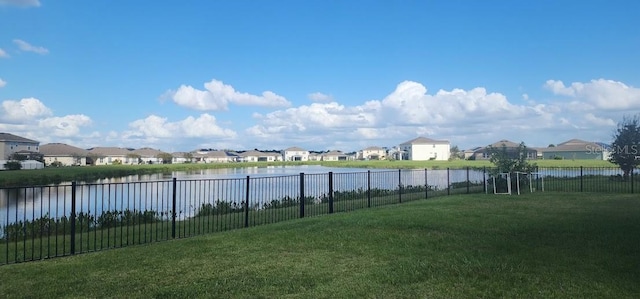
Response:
[1,192,639,298]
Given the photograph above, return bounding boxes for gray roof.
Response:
[87,147,132,156]
[362,146,385,151]
[132,147,168,158]
[238,150,279,157]
[0,133,39,144]
[40,143,89,156]
[400,136,449,145]
[540,139,606,152]
[487,140,521,148]
[323,150,346,156]
[285,146,307,151]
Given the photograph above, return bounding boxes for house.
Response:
[171,152,192,164]
[463,147,482,160]
[321,150,349,161]
[87,147,133,165]
[237,150,281,162]
[132,148,168,164]
[398,137,450,161]
[193,150,237,163]
[308,152,321,161]
[357,146,387,160]
[539,139,610,160]
[282,147,310,161]
[0,132,40,160]
[40,143,89,166]
[469,140,537,160]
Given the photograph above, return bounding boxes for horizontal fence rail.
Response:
[0,166,636,265]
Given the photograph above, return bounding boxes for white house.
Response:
[398,137,450,161]
[87,147,133,165]
[321,150,349,161]
[357,146,386,160]
[238,150,281,162]
[40,143,89,166]
[282,146,310,161]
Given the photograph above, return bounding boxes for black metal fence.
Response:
[0,166,636,265]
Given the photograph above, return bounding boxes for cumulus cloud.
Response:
[545,79,640,110]
[0,0,40,7]
[0,48,9,58]
[0,78,6,88]
[13,39,49,55]
[170,79,291,111]
[308,92,334,102]
[38,115,92,137]
[1,97,52,123]
[125,114,237,141]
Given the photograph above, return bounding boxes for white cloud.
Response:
[13,39,49,55]
[0,0,40,7]
[308,92,334,102]
[584,113,616,126]
[0,78,6,88]
[170,79,291,111]
[545,79,640,110]
[38,115,92,137]
[0,48,9,58]
[125,114,237,141]
[1,97,52,123]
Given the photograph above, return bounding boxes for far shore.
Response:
[0,159,616,187]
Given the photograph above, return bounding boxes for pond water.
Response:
[0,166,486,228]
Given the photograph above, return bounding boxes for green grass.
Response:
[1,192,638,298]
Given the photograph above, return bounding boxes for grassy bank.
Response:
[0,159,617,187]
[1,192,638,298]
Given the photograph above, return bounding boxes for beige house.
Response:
[132,148,169,164]
[357,146,386,160]
[87,147,133,165]
[193,150,237,163]
[0,132,40,160]
[282,146,310,161]
[321,150,348,161]
[399,137,450,161]
[308,152,321,161]
[237,150,281,162]
[40,143,89,166]
[171,152,192,164]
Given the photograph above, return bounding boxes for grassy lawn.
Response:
[1,192,638,298]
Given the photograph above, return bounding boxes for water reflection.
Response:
[0,166,485,230]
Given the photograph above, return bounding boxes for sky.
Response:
[0,0,639,153]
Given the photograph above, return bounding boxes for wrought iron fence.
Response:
[0,166,636,265]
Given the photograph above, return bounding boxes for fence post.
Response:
[466,167,470,194]
[171,178,177,239]
[447,168,451,196]
[398,169,402,203]
[244,176,250,228]
[631,171,634,194]
[367,170,371,208]
[425,168,428,199]
[328,172,334,213]
[70,181,77,255]
[300,173,305,218]
[580,166,584,192]
[483,167,487,194]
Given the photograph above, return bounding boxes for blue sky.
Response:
[1,0,639,152]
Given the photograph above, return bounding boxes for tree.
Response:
[183,152,193,163]
[609,114,640,180]
[449,145,462,160]
[487,142,537,192]
[156,153,174,164]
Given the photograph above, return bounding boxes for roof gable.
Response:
[40,143,89,156]
[0,133,39,144]
[401,136,449,145]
